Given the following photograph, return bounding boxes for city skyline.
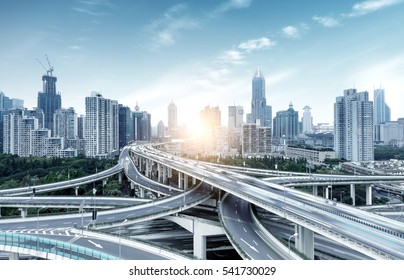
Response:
[1,0,404,127]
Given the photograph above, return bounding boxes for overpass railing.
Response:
[0,232,119,260]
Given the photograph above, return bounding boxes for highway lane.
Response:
[0,183,212,232]
[134,146,404,259]
[220,194,294,260]
[0,196,147,209]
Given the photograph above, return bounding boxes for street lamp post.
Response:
[288,232,298,255]
[119,219,128,259]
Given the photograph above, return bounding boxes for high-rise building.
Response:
[249,68,272,127]
[37,68,61,135]
[84,91,119,158]
[0,91,13,110]
[168,101,178,138]
[200,105,221,129]
[118,105,133,148]
[373,88,391,125]
[54,107,77,148]
[334,89,373,162]
[133,103,151,142]
[273,103,299,144]
[228,105,244,154]
[302,105,313,134]
[242,123,271,155]
[77,115,85,139]
[3,109,39,157]
[157,120,165,140]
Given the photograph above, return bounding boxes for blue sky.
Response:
[1,0,404,128]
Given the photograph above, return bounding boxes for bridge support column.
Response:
[157,163,161,183]
[0,207,2,217]
[192,177,196,186]
[9,252,19,260]
[312,185,318,196]
[75,187,79,196]
[325,186,332,200]
[162,166,167,184]
[139,187,145,198]
[178,172,183,189]
[118,172,123,184]
[193,232,207,259]
[102,179,108,186]
[350,184,356,206]
[295,225,314,260]
[19,208,27,218]
[184,174,188,190]
[366,185,372,205]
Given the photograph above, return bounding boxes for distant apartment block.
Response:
[242,123,271,155]
[285,146,335,165]
[334,89,373,161]
[85,91,119,158]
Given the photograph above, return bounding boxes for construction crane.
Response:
[36,54,54,76]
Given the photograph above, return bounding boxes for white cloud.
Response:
[282,26,300,38]
[237,37,275,52]
[218,50,245,65]
[344,0,402,17]
[210,0,252,16]
[146,4,200,50]
[68,45,82,50]
[312,15,340,27]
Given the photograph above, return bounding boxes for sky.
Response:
[1,0,404,129]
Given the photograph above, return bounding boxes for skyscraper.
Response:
[273,103,299,144]
[302,105,313,134]
[228,105,244,154]
[37,68,61,135]
[249,68,272,127]
[85,91,119,158]
[118,105,133,148]
[167,100,177,138]
[54,107,77,148]
[133,103,151,142]
[334,89,373,162]
[157,120,165,140]
[373,88,390,125]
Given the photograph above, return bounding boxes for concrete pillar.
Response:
[162,166,167,184]
[366,185,372,206]
[0,207,2,217]
[139,158,143,173]
[295,225,314,260]
[102,179,107,186]
[193,233,207,260]
[184,174,188,190]
[75,187,79,196]
[178,172,182,189]
[130,181,135,189]
[325,186,332,200]
[167,168,172,179]
[9,252,19,260]
[157,163,161,183]
[118,172,123,183]
[139,187,145,198]
[19,208,27,218]
[192,177,196,186]
[350,184,356,206]
[312,185,318,196]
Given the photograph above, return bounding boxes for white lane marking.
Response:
[240,238,259,253]
[243,227,247,233]
[253,240,258,246]
[88,240,103,249]
[237,218,241,222]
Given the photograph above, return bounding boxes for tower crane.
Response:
[36,54,54,76]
